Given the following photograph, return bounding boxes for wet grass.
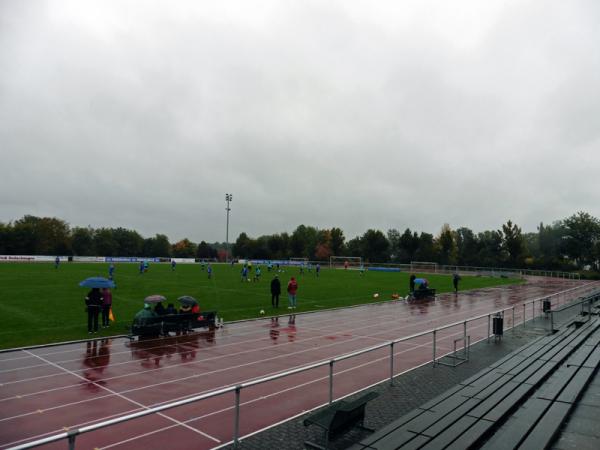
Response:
[0,262,521,349]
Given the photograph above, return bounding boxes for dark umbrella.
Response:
[144,295,167,304]
[178,296,198,306]
[79,277,115,289]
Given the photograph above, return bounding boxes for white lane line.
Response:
[20,350,220,444]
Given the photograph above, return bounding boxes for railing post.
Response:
[550,311,554,333]
[233,385,241,448]
[487,314,491,342]
[390,342,395,385]
[432,329,437,366]
[329,360,334,404]
[68,431,78,450]
[523,304,526,327]
[512,306,515,333]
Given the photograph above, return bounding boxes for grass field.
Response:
[0,262,522,349]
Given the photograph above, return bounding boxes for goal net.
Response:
[330,256,363,269]
[410,261,438,273]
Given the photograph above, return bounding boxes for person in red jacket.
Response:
[287,277,298,309]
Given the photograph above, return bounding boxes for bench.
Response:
[351,315,600,450]
[304,391,379,449]
[131,311,217,338]
[412,288,436,300]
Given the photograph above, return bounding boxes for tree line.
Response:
[0,215,221,259]
[1,212,599,271]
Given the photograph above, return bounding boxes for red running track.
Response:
[0,278,595,449]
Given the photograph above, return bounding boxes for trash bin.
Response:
[492,314,503,336]
[543,299,551,313]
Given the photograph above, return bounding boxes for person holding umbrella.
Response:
[270,274,281,308]
[80,277,115,334]
[85,288,103,334]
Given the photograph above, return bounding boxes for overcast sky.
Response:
[1,0,599,244]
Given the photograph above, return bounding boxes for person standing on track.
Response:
[453,273,461,293]
[85,288,103,334]
[101,288,113,328]
[270,274,281,308]
[287,276,298,309]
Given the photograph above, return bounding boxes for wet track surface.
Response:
[0,277,596,450]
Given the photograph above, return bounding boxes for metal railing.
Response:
[547,293,600,332]
[8,282,599,450]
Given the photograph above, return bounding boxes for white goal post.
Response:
[410,261,439,273]
[330,256,363,269]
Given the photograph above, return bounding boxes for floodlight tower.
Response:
[225,193,232,262]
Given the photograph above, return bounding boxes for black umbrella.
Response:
[178,296,198,306]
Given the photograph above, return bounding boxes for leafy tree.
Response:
[345,236,363,257]
[112,227,144,257]
[477,230,504,266]
[71,227,95,256]
[414,232,435,262]
[10,215,71,255]
[94,228,118,256]
[361,229,389,262]
[387,229,401,262]
[290,225,319,259]
[562,212,600,269]
[233,232,252,258]
[436,224,456,265]
[398,228,420,263]
[0,222,8,254]
[455,227,479,266]
[172,238,197,258]
[500,220,525,267]
[329,227,345,255]
[197,241,217,259]
[266,233,290,259]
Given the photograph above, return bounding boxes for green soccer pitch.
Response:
[0,263,522,349]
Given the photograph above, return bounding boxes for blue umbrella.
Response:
[414,278,428,285]
[79,277,115,289]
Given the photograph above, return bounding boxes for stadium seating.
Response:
[350,312,600,449]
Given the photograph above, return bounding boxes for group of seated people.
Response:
[132,301,201,336]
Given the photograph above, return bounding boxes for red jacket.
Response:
[287,279,298,295]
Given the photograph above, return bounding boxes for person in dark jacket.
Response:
[165,303,177,315]
[409,274,416,293]
[270,275,281,308]
[453,273,461,293]
[154,302,166,315]
[85,288,103,334]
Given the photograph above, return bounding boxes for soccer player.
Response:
[108,263,115,280]
[139,260,145,274]
[171,260,176,271]
[254,266,261,282]
[207,264,212,279]
[316,263,320,277]
[54,256,60,269]
[241,265,248,281]
[344,260,349,270]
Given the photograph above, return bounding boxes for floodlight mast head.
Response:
[225,193,233,262]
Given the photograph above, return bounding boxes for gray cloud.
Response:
[1,0,599,243]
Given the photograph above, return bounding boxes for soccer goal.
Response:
[410,261,438,273]
[330,256,363,269]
